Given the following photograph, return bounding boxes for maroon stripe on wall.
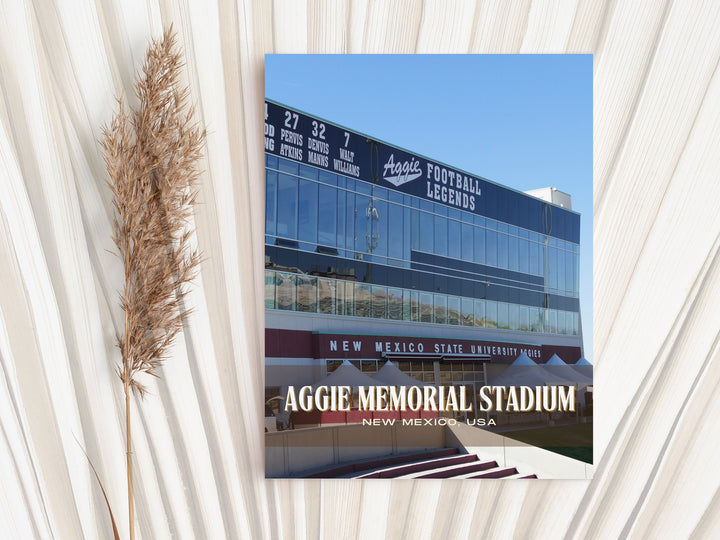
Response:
[265,329,314,358]
[266,329,582,364]
[540,344,583,364]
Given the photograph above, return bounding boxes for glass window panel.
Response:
[336,188,346,254]
[411,207,420,252]
[473,223,485,265]
[265,170,277,236]
[336,279,346,315]
[420,201,434,252]
[509,233,519,272]
[557,310,566,334]
[557,248,566,294]
[277,174,298,239]
[298,179,318,245]
[296,276,317,312]
[265,271,275,309]
[447,296,461,325]
[388,288,403,320]
[486,229,498,266]
[497,231,509,270]
[434,294,447,325]
[355,179,371,195]
[372,286,387,319]
[508,303,519,331]
[372,198,388,260]
[529,240,540,276]
[355,283,371,317]
[420,292,433,323]
[574,312,579,335]
[547,309,557,334]
[361,360,377,373]
[434,205,448,257]
[318,170,336,185]
[462,223,474,262]
[462,298,474,326]
[346,191,355,258]
[548,247,558,289]
[298,164,318,181]
[411,291,420,322]
[566,249,574,294]
[326,360,342,374]
[318,184,337,246]
[402,290,412,320]
[529,307,542,332]
[355,195,370,255]
[317,278,336,314]
[343,280,355,316]
[519,305,529,331]
[448,215,461,260]
[485,300,497,328]
[278,157,298,175]
[266,154,278,169]
[404,204,412,265]
[518,239,529,274]
[388,202,404,261]
[575,252,580,295]
[474,299,485,327]
[497,302,509,329]
[276,273,296,311]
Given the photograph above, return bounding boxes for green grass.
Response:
[501,422,593,464]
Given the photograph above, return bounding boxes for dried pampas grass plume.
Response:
[101,26,204,540]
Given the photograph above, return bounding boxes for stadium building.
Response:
[264,100,584,420]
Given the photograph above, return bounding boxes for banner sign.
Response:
[312,333,543,363]
[264,100,580,243]
[265,100,482,212]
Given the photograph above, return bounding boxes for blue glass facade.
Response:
[265,153,581,336]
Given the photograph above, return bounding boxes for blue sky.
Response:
[265,54,593,361]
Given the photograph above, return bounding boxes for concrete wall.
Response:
[446,422,594,479]
[266,423,445,477]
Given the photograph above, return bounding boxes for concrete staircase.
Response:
[300,448,537,479]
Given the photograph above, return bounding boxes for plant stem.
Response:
[124,269,135,540]
[125,375,134,540]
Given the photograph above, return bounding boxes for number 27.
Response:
[284,111,298,129]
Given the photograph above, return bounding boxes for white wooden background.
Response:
[1,1,719,538]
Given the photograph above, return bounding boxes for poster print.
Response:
[264,55,592,479]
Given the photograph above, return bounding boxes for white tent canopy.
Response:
[490,353,546,386]
[511,351,537,366]
[373,360,428,387]
[542,354,582,384]
[571,357,593,384]
[576,357,593,366]
[312,359,384,389]
[546,354,567,365]
[491,352,581,386]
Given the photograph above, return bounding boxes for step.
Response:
[398,459,499,479]
[465,466,518,479]
[501,472,538,479]
[301,448,458,478]
[355,453,478,479]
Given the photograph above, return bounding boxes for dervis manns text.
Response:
[284,385,575,413]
